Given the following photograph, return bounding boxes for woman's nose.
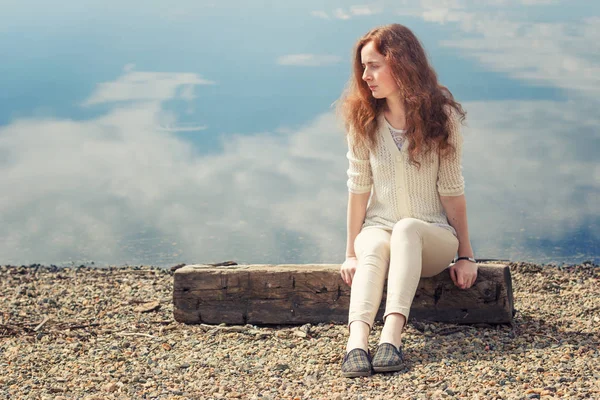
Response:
[362,70,370,81]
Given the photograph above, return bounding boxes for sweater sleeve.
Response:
[437,116,465,196]
[346,131,373,194]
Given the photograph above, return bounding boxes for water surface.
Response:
[1,0,598,267]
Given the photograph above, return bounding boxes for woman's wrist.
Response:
[454,256,476,263]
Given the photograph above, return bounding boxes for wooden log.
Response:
[173,263,514,325]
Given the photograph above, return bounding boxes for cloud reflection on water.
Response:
[0,1,598,266]
[1,66,597,266]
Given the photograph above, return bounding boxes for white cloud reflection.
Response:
[0,65,598,265]
[0,68,348,266]
[310,10,331,20]
[439,16,600,95]
[310,4,383,20]
[277,54,342,67]
[334,8,352,20]
[156,124,207,132]
[350,5,383,15]
[83,66,215,106]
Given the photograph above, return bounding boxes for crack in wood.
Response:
[197,300,202,323]
[433,285,443,305]
[495,283,501,302]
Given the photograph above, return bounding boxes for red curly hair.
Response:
[338,24,466,167]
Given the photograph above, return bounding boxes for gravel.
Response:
[1,261,598,399]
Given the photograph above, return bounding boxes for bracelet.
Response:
[454,256,477,263]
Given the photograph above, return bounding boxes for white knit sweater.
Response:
[346,113,465,232]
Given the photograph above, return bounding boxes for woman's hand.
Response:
[340,256,358,286]
[449,260,478,289]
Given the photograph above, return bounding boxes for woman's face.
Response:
[360,41,400,100]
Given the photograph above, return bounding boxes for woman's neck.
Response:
[384,95,406,130]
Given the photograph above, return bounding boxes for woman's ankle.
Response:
[378,333,402,350]
[346,321,370,352]
[346,337,369,353]
[378,313,406,349]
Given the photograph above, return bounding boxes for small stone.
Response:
[527,394,540,399]
[274,364,289,371]
[103,382,117,393]
[299,323,311,334]
[134,301,160,313]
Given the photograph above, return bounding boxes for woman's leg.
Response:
[346,227,391,352]
[379,218,459,348]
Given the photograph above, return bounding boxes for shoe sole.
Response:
[373,365,404,373]
[342,370,372,378]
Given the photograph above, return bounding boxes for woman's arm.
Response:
[341,191,370,286]
[440,194,473,258]
[344,127,372,257]
[341,128,372,285]
[345,192,370,258]
[437,108,476,289]
[440,194,477,289]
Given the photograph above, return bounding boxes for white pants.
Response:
[348,218,459,328]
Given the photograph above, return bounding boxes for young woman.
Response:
[337,24,477,378]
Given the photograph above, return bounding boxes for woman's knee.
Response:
[356,238,390,264]
[392,218,424,239]
[355,229,390,259]
[360,241,390,264]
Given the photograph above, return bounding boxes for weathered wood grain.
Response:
[173,263,514,325]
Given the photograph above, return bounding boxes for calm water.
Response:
[1,1,598,267]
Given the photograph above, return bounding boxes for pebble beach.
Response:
[0,261,598,400]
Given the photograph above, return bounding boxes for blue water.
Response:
[0,0,598,267]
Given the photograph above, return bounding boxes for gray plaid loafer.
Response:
[341,348,372,378]
[372,343,405,373]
